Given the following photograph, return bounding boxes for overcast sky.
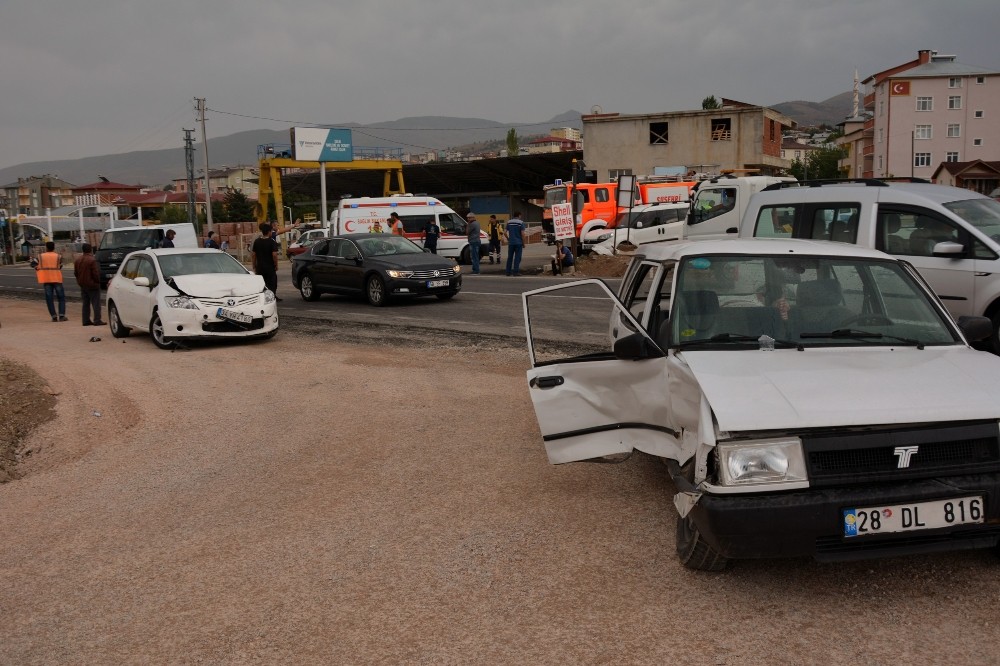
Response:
[2,0,998,171]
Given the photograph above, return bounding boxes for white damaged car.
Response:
[106,248,279,349]
[522,238,1000,570]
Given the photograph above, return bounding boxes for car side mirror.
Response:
[933,241,966,258]
[635,221,643,229]
[613,332,663,360]
[957,315,992,341]
[134,277,150,287]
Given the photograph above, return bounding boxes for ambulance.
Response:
[328,195,487,264]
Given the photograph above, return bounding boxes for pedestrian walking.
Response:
[504,211,526,276]
[390,212,405,236]
[487,215,503,264]
[33,241,67,321]
[423,218,441,254]
[251,222,282,301]
[204,231,219,249]
[161,229,176,248]
[466,213,482,274]
[74,243,104,326]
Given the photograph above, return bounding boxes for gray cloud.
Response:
[2,0,998,170]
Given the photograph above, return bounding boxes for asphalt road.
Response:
[0,244,622,343]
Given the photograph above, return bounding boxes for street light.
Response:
[283,206,293,224]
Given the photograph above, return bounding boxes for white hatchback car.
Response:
[523,238,1000,570]
[106,248,279,349]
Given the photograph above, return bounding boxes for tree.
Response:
[224,189,254,221]
[701,95,721,110]
[506,128,519,156]
[788,145,847,181]
[157,205,188,224]
[210,199,227,223]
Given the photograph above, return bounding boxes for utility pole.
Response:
[195,97,214,233]
[183,129,197,227]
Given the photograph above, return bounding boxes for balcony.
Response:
[864,93,875,110]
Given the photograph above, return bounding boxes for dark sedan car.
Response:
[291,233,462,306]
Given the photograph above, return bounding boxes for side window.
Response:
[754,205,797,238]
[342,241,360,260]
[137,257,158,286]
[402,214,433,234]
[439,213,466,235]
[901,212,961,257]
[807,205,860,244]
[876,211,907,255]
[621,263,661,332]
[695,188,737,222]
[323,239,341,256]
[594,188,610,203]
[311,239,330,255]
[122,257,141,279]
[973,240,998,260]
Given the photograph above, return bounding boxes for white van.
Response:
[96,223,198,288]
[329,195,488,264]
[739,180,1000,352]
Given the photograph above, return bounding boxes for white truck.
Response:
[96,223,198,288]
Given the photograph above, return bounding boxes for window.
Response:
[948,96,962,110]
[947,152,960,162]
[947,124,961,138]
[710,118,732,140]
[974,139,984,146]
[976,76,985,84]
[914,153,932,167]
[975,110,984,118]
[594,188,611,203]
[879,100,884,116]
[807,206,861,244]
[877,128,883,144]
[916,97,933,111]
[949,77,962,88]
[769,119,776,141]
[753,205,798,239]
[914,125,932,139]
[649,121,669,145]
[609,168,632,181]
[885,211,961,257]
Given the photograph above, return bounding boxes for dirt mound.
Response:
[573,249,633,278]
[0,358,57,482]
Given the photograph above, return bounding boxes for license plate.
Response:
[216,307,252,324]
[843,495,984,537]
[427,279,449,288]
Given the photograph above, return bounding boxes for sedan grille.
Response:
[802,421,1000,487]
[199,295,261,307]
[406,269,456,280]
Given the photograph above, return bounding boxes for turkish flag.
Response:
[890,80,911,96]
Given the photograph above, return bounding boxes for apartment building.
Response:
[581,99,793,181]
[862,49,1000,184]
[1,175,75,216]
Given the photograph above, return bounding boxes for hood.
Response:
[169,273,266,298]
[681,346,1000,432]
[377,253,457,271]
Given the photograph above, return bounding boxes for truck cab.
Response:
[687,176,796,240]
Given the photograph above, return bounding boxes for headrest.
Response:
[797,279,842,308]
[884,213,901,233]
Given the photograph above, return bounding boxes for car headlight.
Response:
[453,265,461,274]
[716,438,807,486]
[263,289,276,304]
[387,269,414,278]
[165,295,199,309]
[597,233,612,242]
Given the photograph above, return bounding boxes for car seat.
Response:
[677,290,719,339]
[789,279,853,334]
[883,213,907,254]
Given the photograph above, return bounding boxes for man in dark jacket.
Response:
[74,243,105,326]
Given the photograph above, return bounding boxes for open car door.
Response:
[522,278,682,464]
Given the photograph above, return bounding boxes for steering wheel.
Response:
[839,313,893,328]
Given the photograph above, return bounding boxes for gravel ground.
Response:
[1,297,999,665]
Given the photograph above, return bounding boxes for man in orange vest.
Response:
[33,241,67,321]
[389,212,405,236]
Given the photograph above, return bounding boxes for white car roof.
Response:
[636,237,895,262]
[144,248,228,257]
[752,181,989,207]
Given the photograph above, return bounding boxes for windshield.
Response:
[98,228,160,250]
[671,253,958,347]
[158,252,248,279]
[356,235,425,257]
[544,187,567,208]
[943,198,1000,240]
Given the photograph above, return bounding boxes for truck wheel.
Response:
[108,302,130,338]
[366,275,388,307]
[675,464,728,571]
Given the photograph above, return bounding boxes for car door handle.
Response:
[531,376,564,389]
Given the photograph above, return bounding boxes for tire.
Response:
[989,312,1000,355]
[299,273,320,301]
[460,246,471,265]
[149,312,174,350]
[108,302,130,338]
[675,464,729,571]
[366,275,388,307]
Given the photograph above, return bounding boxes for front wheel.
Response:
[149,312,174,350]
[674,464,728,571]
[990,312,1000,355]
[108,302,130,338]
[299,273,320,301]
[366,275,388,307]
[460,246,471,265]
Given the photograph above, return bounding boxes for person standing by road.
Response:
[161,229,176,248]
[504,211,526,277]
[466,213,482,274]
[390,212,405,236]
[204,231,219,249]
[423,218,441,254]
[251,222,282,301]
[74,243,104,326]
[487,215,503,264]
[33,241,67,321]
